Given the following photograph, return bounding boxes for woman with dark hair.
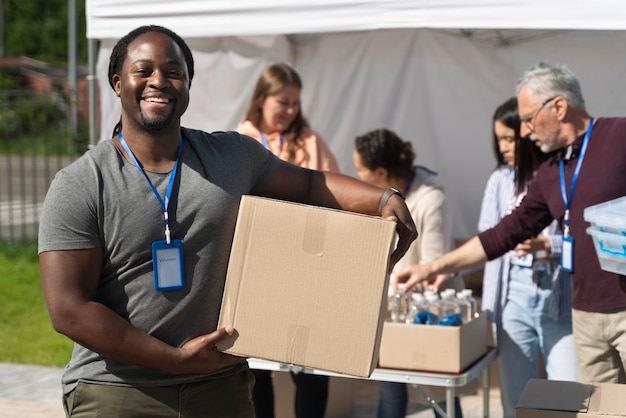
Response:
[353,128,465,418]
[478,97,578,418]
[236,62,338,418]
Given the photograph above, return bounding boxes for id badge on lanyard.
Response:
[152,239,185,290]
[559,117,593,273]
[119,132,185,291]
[561,235,574,272]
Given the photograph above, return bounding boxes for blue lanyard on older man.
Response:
[559,117,593,272]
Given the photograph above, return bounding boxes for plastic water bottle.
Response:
[461,289,478,319]
[423,288,436,301]
[390,284,408,323]
[404,286,414,318]
[438,289,462,325]
[456,291,473,323]
[406,292,427,324]
[415,292,440,325]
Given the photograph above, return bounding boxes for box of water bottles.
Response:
[584,196,626,275]
[378,286,488,373]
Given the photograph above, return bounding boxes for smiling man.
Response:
[37,25,416,417]
[393,62,626,389]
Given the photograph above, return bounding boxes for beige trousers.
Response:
[572,307,626,383]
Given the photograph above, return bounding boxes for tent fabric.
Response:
[88,2,626,239]
[86,0,626,39]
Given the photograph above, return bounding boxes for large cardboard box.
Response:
[516,379,626,418]
[378,314,488,373]
[217,195,396,377]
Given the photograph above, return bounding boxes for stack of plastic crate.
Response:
[584,196,626,275]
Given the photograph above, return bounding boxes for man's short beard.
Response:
[142,113,173,132]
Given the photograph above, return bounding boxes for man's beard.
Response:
[141,111,174,132]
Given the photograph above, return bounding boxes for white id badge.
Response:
[152,239,185,291]
[561,236,574,272]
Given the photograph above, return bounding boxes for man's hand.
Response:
[174,326,241,375]
[513,236,551,257]
[382,194,418,271]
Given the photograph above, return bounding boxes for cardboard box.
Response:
[378,314,488,372]
[516,378,626,418]
[217,195,396,377]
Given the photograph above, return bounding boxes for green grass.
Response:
[0,240,72,367]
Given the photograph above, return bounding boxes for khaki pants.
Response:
[572,308,626,383]
[63,369,255,418]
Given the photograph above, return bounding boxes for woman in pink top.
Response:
[236,62,339,418]
[236,62,339,172]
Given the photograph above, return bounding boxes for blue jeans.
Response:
[377,382,463,418]
[496,264,578,418]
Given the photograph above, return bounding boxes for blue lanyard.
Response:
[402,165,439,197]
[559,117,593,237]
[258,130,284,153]
[402,169,415,197]
[403,166,438,196]
[118,132,183,244]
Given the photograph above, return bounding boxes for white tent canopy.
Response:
[86,0,626,239]
[86,0,626,38]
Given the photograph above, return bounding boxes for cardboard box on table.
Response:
[217,195,397,378]
[378,314,488,373]
[516,378,626,418]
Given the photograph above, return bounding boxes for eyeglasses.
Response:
[520,96,557,128]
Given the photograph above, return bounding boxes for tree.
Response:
[3,0,87,64]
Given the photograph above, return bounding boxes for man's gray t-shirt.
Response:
[38,127,280,393]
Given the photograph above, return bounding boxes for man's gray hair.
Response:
[515,62,585,109]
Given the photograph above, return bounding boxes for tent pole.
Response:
[88,38,98,147]
[68,0,77,153]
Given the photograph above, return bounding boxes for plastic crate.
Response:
[586,226,626,275]
[584,196,626,235]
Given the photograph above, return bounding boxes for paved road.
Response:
[0,361,503,418]
[0,363,64,418]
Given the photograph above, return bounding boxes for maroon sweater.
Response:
[479,117,626,312]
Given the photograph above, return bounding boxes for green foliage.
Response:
[0,90,86,156]
[0,1,87,367]
[4,0,88,64]
[0,240,72,367]
[0,91,64,133]
[0,69,23,89]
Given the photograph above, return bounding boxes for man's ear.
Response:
[553,96,568,121]
[112,75,122,97]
